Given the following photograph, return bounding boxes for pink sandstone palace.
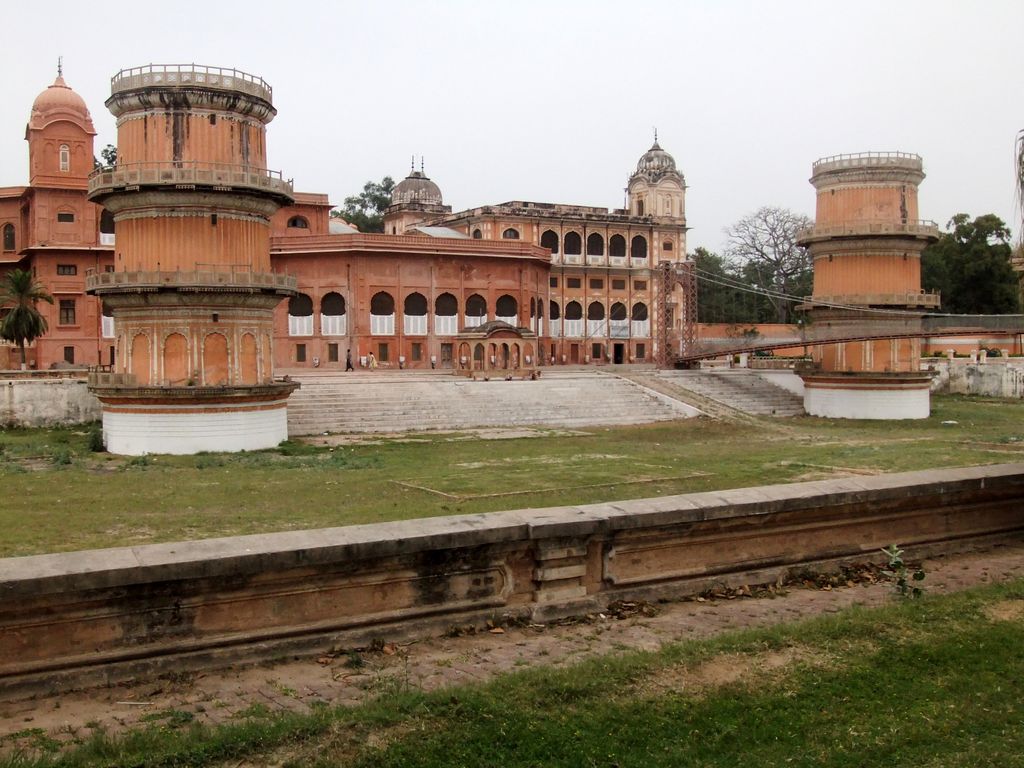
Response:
[2,63,973,449]
[0,66,688,377]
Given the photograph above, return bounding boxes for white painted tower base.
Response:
[800,372,932,420]
[92,383,299,455]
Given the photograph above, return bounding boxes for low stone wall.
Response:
[1,463,1021,697]
[925,359,1024,398]
[0,376,100,427]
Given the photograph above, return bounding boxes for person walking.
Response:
[345,349,354,372]
[368,351,377,369]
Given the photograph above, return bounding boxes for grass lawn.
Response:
[3,576,1023,766]
[0,394,1021,558]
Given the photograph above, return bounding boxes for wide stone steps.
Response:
[284,370,697,435]
[658,370,805,417]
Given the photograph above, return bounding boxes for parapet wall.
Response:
[0,376,100,427]
[1,463,1022,697]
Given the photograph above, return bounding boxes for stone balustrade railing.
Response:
[85,268,297,293]
[812,151,923,172]
[805,292,942,308]
[110,64,272,102]
[88,162,293,199]
[797,220,939,242]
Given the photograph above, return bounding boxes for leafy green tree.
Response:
[331,177,394,233]
[921,214,1020,314]
[723,206,813,323]
[93,144,117,170]
[0,268,54,367]
[692,247,748,323]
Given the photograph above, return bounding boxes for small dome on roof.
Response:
[392,169,443,206]
[29,74,95,133]
[635,140,677,175]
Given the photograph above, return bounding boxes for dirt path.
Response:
[4,539,1024,751]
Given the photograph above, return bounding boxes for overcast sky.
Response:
[2,0,1020,253]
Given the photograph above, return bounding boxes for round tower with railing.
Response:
[86,64,298,454]
[796,151,939,419]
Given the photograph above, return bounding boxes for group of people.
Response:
[343,350,375,371]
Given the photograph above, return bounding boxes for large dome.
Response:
[28,75,95,133]
[635,140,677,175]
[392,170,443,206]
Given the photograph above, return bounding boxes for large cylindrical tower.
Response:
[796,152,939,419]
[86,65,298,454]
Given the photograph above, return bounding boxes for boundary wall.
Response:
[1,463,1022,697]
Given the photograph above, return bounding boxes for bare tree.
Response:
[724,206,813,323]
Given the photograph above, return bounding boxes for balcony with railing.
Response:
[86,267,297,294]
[110,64,273,103]
[811,151,923,175]
[88,161,294,200]
[801,292,942,310]
[796,219,939,244]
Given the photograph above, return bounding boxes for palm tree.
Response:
[0,268,54,369]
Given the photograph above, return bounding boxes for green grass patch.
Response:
[4,579,1024,767]
[0,395,1021,557]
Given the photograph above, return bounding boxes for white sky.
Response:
[2,0,1021,253]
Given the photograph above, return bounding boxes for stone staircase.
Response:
[284,369,699,435]
[655,369,805,417]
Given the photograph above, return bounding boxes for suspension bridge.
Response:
[658,262,1024,366]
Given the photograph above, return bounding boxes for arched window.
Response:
[540,229,559,254]
[587,301,606,337]
[549,300,561,320]
[101,302,115,338]
[586,233,604,256]
[320,292,346,336]
[472,228,482,239]
[636,199,645,216]
[288,293,314,336]
[370,291,396,335]
[609,234,626,257]
[631,301,650,337]
[404,292,428,335]
[563,231,582,255]
[465,293,487,328]
[287,216,309,229]
[663,240,673,252]
[502,228,520,240]
[495,294,518,324]
[631,235,648,261]
[2,224,14,252]
[610,302,628,338]
[99,210,115,245]
[435,292,458,335]
[59,144,70,173]
[564,300,583,337]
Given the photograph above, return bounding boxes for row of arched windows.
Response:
[540,231,651,259]
[287,291,539,337]
[285,290,651,339]
[547,301,650,338]
[469,228,672,259]
[547,301,648,321]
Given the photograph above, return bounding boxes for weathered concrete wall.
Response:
[0,377,100,427]
[1,463,1021,697]
[926,360,1024,398]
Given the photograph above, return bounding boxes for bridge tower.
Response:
[86,65,298,454]
[796,152,939,419]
